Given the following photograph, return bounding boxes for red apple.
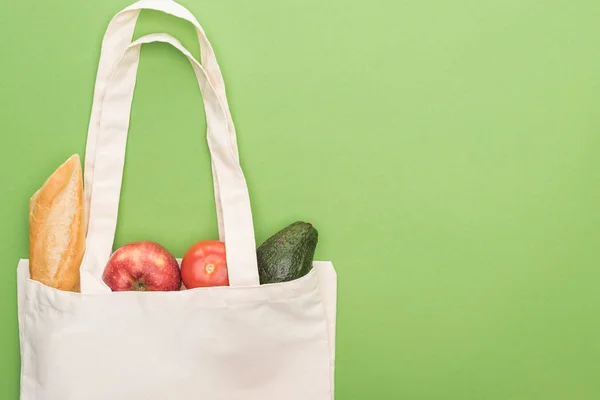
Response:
[102,241,181,291]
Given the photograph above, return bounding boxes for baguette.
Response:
[29,154,85,292]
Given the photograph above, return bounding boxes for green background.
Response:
[1,0,600,398]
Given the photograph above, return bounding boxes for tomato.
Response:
[181,240,229,288]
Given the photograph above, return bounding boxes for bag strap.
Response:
[80,19,259,293]
[83,0,236,246]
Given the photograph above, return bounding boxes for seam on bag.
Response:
[16,270,27,398]
[27,285,322,313]
[24,277,322,313]
[315,280,335,399]
[28,262,323,297]
[19,314,26,398]
[24,268,322,311]
[20,302,32,398]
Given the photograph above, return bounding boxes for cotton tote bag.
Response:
[16,1,337,399]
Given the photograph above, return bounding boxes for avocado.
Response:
[257,221,318,284]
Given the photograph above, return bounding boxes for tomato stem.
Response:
[205,264,215,274]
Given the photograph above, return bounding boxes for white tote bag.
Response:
[16,1,337,398]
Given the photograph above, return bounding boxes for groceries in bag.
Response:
[27,155,320,292]
[98,221,320,291]
[257,221,318,284]
[181,239,229,288]
[102,241,182,291]
[28,154,85,292]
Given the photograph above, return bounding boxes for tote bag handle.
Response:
[83,0,238,247]
[80,7,259,293]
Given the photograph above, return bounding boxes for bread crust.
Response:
[29,154,85,292]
